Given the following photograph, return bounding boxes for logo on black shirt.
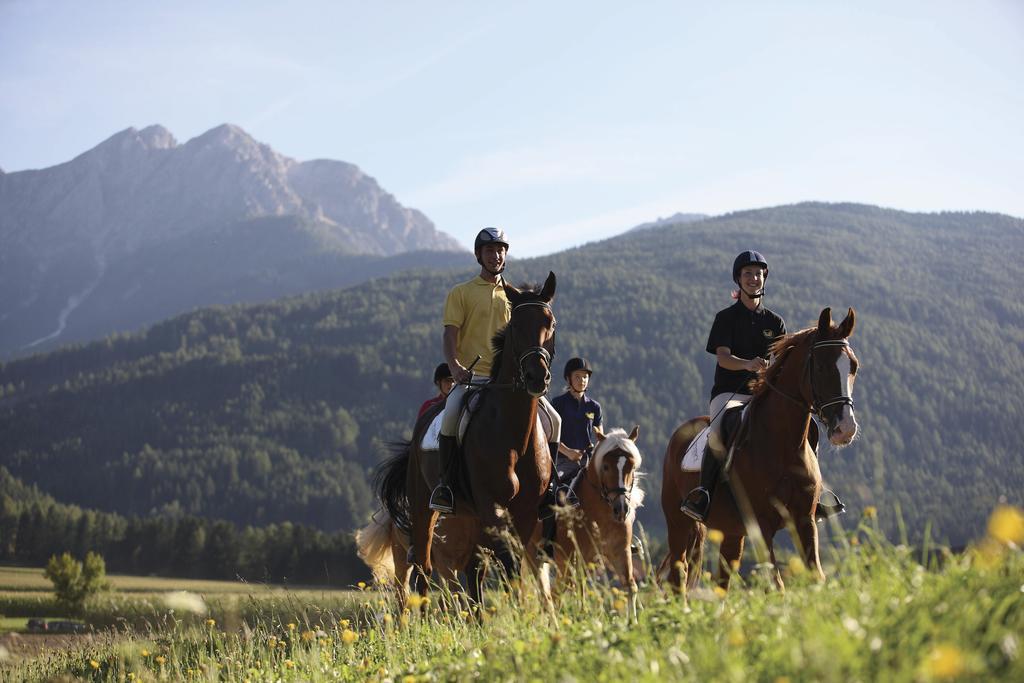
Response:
[762,329,775,338]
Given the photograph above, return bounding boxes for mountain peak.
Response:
[191,123,258,148]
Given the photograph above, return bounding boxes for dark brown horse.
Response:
[661,307,859,593]
[377,273,558,606]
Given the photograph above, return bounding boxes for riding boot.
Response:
[428,434,456,514]
[815,488,846,522]
[681,443,723,522]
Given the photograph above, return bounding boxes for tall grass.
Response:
[2,508,1022,682]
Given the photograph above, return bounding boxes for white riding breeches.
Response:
[439,374,561,444]
[707,392,752,455]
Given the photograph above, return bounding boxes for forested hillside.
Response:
[1,203,1020,546]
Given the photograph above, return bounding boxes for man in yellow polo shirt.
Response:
[430,227,561,513]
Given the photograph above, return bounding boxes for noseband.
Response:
[764,337,856,422]
[585,451,636,509]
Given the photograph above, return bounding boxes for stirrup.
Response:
[815,489,846,522]
[680,487,711,522]
[428,484,455,514]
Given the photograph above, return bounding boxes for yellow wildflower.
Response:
[141,649,151,658]
[90,660,100,670]
[988,505,1024,546]
[155,655,167,665]
[787,556,806,576]
[921,643,966,679]
[357,581,367,590]
[863,506,878,519]
[127,674,136,681]
[407,594,424,609]
[287,622,296,631]
[713,586,728,599]
[460,610,470,619]
[707,529,725,544]
[302,630,315,642]
[284,659,295,669]
[728,628,746,647]
[403,676,418,683]
[400,613,410,628]
[341,628,359,645]
[339,618,350,628]
[612,598,626,612]
[205,618,216,627]
[267,636,277,648]
[383,613,393,625]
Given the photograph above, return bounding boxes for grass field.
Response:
[1,506,1022,682]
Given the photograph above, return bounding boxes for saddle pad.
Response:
[681,426,710,472]
[420,407,548,451]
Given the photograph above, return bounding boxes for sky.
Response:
[1,0,1022,256]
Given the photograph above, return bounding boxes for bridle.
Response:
[763,336,856,425]
[585,448,637,509]
[468,300,554,393]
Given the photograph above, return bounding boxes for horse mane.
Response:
[748,327,817,398]
[489,281,546,381]
[591,428,645,510]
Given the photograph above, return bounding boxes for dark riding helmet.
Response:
[474,227,509,254]
[433,363,452,384]
[563,357,593,381]
[732,250,769,284]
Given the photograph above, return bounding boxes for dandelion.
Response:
[267,636,278,648]
[90,660,100,670]
[460,610,470,619]
[284,659,295,669]
[141,649,151,658]
[339,618,350,628]
[302,630,315,643]
[863,506,878,519]
[707,528,725,544]
[357,581,367,590]
[988,505,1024,546]
[713,586,728,599]
[400,613,410,628]
[613,598,627,612]
[921,643,966,679]
[204,618,216,627]
[407,594,424,609]
[127,674,135,681]
[155,655,167,665]
[287,622,297,631]
[341,629,359,645]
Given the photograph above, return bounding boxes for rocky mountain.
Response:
[0,124,463,359]
[629,212,708,232]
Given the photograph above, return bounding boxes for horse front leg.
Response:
[605,529,638,624]
[410,495,439,597]
[795,515,826,581]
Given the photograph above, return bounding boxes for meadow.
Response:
[0,506,1021,682]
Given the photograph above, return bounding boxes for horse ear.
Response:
[817,307,833,334]
[503,282,521,302]
[628,425,640,442]
[836,307,856,338]
[539,271,556,302]
[593,424,606,442]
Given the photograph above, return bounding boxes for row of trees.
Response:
[0,468,367,585]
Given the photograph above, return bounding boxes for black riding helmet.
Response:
[433,363,452,384]
[563,357,593,381]
[732,250,769,284]
[474,227,509,254]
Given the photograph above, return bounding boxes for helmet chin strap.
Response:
[740,284,766,300]
[478,256,506,276]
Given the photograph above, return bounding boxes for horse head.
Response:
[592,425,644,523]
[502,272,557,398]
[810,307,859,446]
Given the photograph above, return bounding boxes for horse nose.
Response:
[613,497,628,522]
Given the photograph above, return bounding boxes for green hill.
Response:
[1,203,1021,546]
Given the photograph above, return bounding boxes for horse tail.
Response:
[355,511,399,584]
[374,441,413,534]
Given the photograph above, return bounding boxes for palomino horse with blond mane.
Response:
[376,274,558,607]
[661,307,859,592]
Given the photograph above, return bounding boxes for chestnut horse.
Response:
[377,273,558,607]
[661,307,859,593]
[539,425,645,620]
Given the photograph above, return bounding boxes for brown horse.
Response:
[537,425,645,620]
[377,273,558,607]
[661,307,859,593]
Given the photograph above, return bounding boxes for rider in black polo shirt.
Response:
[682,251,845,522]
[681,251,785,522]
